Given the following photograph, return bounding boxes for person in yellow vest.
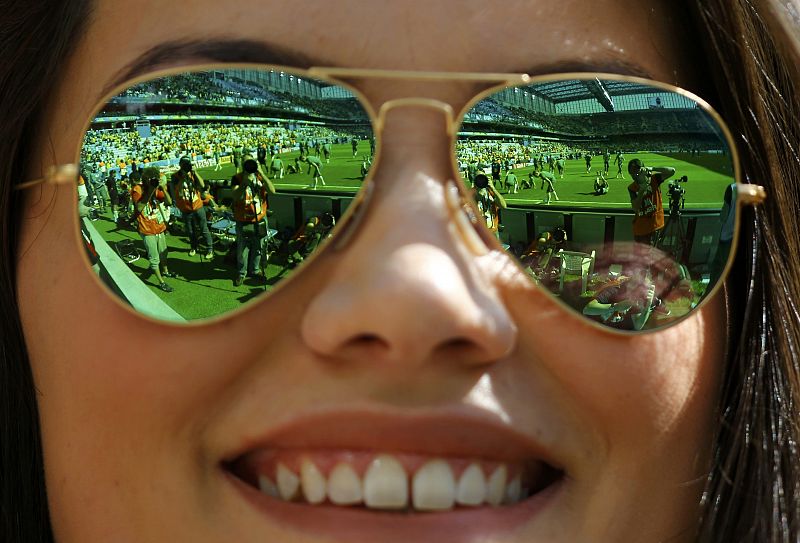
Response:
[170,157,214,260]
[131,167,174,292]
[627,159,675,246]
[231,155,276,286]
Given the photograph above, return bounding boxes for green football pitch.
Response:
[193,145,734,210]
[195,143,368,192]
[90,145,734,320]
[490,152,734,210]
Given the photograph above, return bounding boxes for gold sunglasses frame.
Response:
[16,63,767,333]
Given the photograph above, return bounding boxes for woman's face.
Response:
[17,1,726,542]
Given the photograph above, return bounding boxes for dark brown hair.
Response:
[691,1,800,541]
[0,2,92,541]
[1,1,799,541]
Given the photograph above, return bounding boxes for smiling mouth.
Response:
[225,449,562,511]
[221,411,564,515]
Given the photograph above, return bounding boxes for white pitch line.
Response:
[274,184,360,191]
[508,199,631,206]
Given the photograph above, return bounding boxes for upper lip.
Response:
[221,406,562,468]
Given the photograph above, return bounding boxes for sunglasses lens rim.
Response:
[77,66,376,324]
[455,75,740,332]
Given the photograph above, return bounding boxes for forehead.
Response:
[77,0,695,78]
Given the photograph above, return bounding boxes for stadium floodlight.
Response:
[583,78,615,112]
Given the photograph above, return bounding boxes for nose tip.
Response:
[301,165,517,365]
[300,241,517,366]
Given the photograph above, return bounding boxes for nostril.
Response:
[350,334,391,351]
[441,337,475,352]
[434,337,500,365]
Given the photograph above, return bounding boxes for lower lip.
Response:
[223,469,564,543]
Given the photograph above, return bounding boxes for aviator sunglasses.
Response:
[17,65,766,332]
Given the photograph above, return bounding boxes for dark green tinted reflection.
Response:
[458,78,736,331]
[77,68,373,322]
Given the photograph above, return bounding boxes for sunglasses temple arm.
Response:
[14,164,79,191]
[738,184,767,206]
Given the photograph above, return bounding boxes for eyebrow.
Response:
[520,59,655,80]
[105,38,656,97]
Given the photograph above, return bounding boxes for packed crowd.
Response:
[80,122,361,174]
[456,139,587,173]
[116,72,368,120]
[502,107,716,137]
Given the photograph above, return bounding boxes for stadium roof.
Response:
[531,80,661,111]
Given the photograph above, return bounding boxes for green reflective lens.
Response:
[457,77,737,331]
[78,68,374,322]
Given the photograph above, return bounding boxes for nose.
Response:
[300,106,517,368]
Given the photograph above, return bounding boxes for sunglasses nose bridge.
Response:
[374,98,457,139]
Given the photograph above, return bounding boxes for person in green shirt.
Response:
[268,155,284,179]
[532,170,559,204]
[504,170,519,194]
[301,155,326,189]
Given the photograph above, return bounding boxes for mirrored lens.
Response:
[458,77,737,331]
[77,68,374,322]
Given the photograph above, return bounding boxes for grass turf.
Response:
[485,152,733,209]
[193,147,734,210]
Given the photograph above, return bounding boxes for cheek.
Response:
[15,184,317,526]
[507,286,726,460]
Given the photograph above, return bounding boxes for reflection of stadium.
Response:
[457,78,735,330]
[80,68,375,321]
[79,71,735,331]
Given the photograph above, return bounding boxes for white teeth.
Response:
[363,454,409,509]
[504,474,522,505]
[456,463,486,506]
[300,458,327,505]
[258,475,279,498]
[277,462,300,501]
[261,457,527,510]
[328,463,363,505]
[486,465,508,506]
[412,460,456,511]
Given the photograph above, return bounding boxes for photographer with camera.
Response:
[627,158,675,245]
[170,157,214,260]
[131,167,175,293]
[231,155,276,286]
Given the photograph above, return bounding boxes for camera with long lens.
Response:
[668,175,688,213]
[179,157,193,173]
[243,159,259,174]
